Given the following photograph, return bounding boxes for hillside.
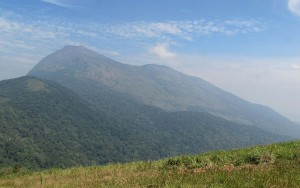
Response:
[0,76,287,169]
[1,140,300,187]
[28,45,300,138]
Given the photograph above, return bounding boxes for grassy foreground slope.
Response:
[1,140,300,187]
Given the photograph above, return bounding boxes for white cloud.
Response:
[41,0,73,8]
[150,43,176,59]
[290,63,300,69]
[0,17,23,33]
[0,16,59,40]
[0,9,266,58]
[41,0,99,9]
[288,0,300,16]
[104,20,265,40]
[76,30,97,38]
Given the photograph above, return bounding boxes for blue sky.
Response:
[0,0,300,122]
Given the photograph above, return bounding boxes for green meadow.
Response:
[1,140,300,187]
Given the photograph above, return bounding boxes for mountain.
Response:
[0,77,287,169]
[28,45,300,138]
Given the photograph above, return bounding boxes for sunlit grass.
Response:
[1,140,300,187]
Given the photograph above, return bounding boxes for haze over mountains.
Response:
[0,45,299,169]
[29,45,300,138]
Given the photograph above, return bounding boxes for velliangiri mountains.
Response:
[28,46,300,137]
[0,45,299,169]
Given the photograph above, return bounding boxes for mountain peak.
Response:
[57,45,100,57]
[56,45,120,64]
[28,45,122,79]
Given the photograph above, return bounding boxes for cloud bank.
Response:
[103,20,265,39]
[0,9,266,73]
[288,0,300,16]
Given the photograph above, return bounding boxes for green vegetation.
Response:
[1,140,300,187]
[0,97,9,104]
[0,77,288,170]
[26,79,49,92]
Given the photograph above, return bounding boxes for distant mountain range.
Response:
[0,45,298,169]
[29,45,300,138]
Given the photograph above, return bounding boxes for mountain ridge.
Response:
[28,45,300,138]
[1,76,287,169]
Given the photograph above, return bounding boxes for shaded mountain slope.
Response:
[0,77,287,169]
[28,45,300,137]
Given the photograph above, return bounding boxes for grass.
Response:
[1,140,300,187]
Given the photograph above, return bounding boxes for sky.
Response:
[0,0,300,122]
